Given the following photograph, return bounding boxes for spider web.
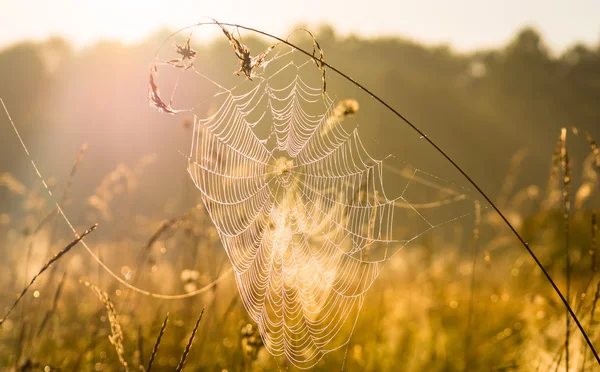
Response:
[153,25,477,369]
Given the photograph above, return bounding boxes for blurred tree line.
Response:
[0,26,599,371]
[0,26,599,215]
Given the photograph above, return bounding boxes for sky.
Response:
[1,0,599,52]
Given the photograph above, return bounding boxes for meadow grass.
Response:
[1,29,600,369]
[0,127,597,371]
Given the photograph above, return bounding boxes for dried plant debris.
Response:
[148,64,178,114]
[82,280,129,371]
[214,20,274,80]
[321,99,359,137]
[149,35,196,113]
[296,29,327,95]
[167,36,197,70]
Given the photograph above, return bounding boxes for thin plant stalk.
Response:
[82,280,129,371]
[138,325,144,370]
[147,312,169,372]
[583,282,600,371]
[176,307,205,372]
[0,224,97,326]
[560,128,571,370]
[155,21,600,364]
[465,200,481,370]
[583,213,599,371]
[36,271,67,337]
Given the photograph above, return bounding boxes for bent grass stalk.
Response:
[0,224,98,326]
[2,22,598,368]
[1,97,232,300]
[159,20,600,364]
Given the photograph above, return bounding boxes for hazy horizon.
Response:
[1,0,599,53]
[3,2,600,371]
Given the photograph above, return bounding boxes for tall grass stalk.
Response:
[180,21,599,364]
[82,280,129,371]
[559,128,571,369]
[465,200,481,370]
[176,307,205,372]
[36,271,67,337]
[583,213,599,370]
[147,312,169,372]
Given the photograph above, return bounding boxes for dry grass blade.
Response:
[576,212,599,316]
[176,307,205,372]
[251,44,274,70]
[583,281,600,370]
[213,19,274,80]
[62,143,88,205]
[144,211,193,255]
[147,312,169,372]
[543,139,563,209]
[215,19,246,58]
[148,65,178,114]
[34,144,87,234]
[582,214,599,369]
[0,224,97,326]
[569,129,598,209]
[167,36,197,70]
[82,280,129,371]
[291,29,327,94]
[321,99,359,137]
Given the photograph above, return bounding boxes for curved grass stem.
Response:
[180,20,600,364]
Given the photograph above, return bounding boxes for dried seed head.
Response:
[82,281,128,371]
